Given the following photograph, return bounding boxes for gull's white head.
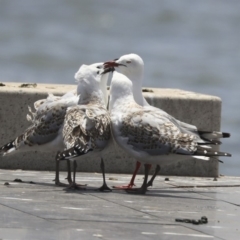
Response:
[74,64,104,98]
[104,53,144,81]
[75,63,113,105]
[75,62,113,84]
[75,63,101,84]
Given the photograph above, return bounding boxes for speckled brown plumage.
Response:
[62,103,111,151]
[120,109,197,154]
[16,103,68,147]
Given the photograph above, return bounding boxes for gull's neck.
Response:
[132,77,149,107]
[100,72,112,107]
[117,68,148,107]
[76,72,110,107]
[109,73,135,111]
[79,90,106,106]
[77,83,105,106]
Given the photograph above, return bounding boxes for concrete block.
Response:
[0,83,222,177]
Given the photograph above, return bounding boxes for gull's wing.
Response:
[143,87,227,144]
[113,105,231,159]
[18,102,70,147]
[27,90,77,122]
[146,105,227,145]
[1,90,79,155]
[34,94,62,110]
[62,105,111,151]
[24,93,79,146]
[118,107,198,156]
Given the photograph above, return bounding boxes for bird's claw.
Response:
[125,187,147,195]
[96,184,112,192]
[112,183,135,190]
[67,182,86,190]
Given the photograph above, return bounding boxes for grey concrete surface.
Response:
[0,82,222,176]
[0,169,239,239]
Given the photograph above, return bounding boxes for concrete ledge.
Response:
[0,82,222,177]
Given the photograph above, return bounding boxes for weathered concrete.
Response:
[0,169,239,240]
[0,82,222,176]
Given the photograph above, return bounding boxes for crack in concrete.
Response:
[0,202,58,224]
[165,182,240,188]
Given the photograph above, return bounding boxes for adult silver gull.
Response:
[105,54,231,194]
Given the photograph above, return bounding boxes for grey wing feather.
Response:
[28,91,77,121]
[145,106,209,144]
[120,109,197,156]
[17,102,69,147]
[26,94,63,123]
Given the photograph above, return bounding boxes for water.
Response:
[0,0,239,176]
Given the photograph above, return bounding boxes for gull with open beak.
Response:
[104,53,231,194]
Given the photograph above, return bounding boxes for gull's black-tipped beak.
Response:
[103,61,127,68]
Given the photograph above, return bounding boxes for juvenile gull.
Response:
[106,55,231,194]
[0,63,112,187]
[56,64,112,191]
[26,90,79,185]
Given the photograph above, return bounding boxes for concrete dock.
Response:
[0,169,239,240]
[0,82,223,177]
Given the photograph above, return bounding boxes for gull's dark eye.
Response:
[126,60,131,63]
[96,66,101,69]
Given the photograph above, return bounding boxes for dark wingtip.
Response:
[0,140,15,154]
[57,146,93,161]
[222,132,230,138]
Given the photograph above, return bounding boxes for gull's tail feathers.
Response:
[194,146,231,158]
[198,139,222,145]
[192,156,210,161]
[198,131,230,144]
[177,142,231,161]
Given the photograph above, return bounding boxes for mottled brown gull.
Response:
[56,64,112,191]
[0,62,112,189]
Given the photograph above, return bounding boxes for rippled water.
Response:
[0,0,239,176]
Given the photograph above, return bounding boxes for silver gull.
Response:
[56,64,112,191]
[105,55,231,194]
[0,63,111,188]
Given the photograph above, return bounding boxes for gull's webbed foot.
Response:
[96,183,112,192]
[67,182,87,190]
[125,186,147,195]
[112,183,135,190]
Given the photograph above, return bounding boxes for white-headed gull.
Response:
[0,62,112,188]
[105,54,231,194]
[56,64,112,191]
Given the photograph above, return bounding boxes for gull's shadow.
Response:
[142,189,215,201]
[2,178,218,202]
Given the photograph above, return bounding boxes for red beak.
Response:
[103,61,126,68]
